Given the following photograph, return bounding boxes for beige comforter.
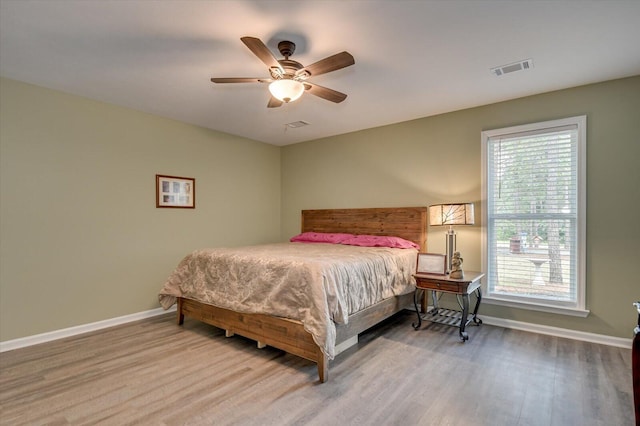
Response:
[159,242,417,359]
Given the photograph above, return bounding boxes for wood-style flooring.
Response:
[0,311,634,425]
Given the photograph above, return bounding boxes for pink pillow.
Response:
[341,234,420,249]
[290,232,355,244]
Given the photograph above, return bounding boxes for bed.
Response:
[159,207,428,382]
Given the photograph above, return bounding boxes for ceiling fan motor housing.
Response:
[277,40,296,58]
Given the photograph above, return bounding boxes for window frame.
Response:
[480,116,588,317]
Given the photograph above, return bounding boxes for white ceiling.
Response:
[1,0,639,146]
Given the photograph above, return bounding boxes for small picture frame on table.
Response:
[416,253,447,275]
[156,174,195,208]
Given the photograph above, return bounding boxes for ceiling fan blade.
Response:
[267,96,283,108]
[241,36,284,72]
[296,51,355,78]
[303,83,347,103]
[210,78,269,83]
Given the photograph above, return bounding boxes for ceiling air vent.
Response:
[491,59,533,77]
[285,120,310,129]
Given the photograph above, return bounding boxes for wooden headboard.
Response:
[301,207,428,252]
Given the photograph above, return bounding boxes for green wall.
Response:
[0,78,281,341]
[281,75,640,339]
[2,76,638,344]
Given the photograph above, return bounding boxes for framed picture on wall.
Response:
[416,253,447,275]
[156,174,195,208]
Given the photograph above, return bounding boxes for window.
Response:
[481,116,587,316]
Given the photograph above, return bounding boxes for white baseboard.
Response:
[2,305,632,353]
[405,307,632,349]
[0,305,176,353]
[480,314,633,349]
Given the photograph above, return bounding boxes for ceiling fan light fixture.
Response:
[269,79,304,103]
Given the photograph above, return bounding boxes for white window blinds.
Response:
[482,116,586,312]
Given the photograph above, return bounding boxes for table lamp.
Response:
[429,203,475,273]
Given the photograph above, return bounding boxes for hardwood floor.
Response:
[0,311,634,425]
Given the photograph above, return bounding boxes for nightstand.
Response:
[412,271,484,341]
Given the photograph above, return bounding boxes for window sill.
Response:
[483,296,590,317]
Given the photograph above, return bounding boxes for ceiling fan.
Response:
[211,36,355,108]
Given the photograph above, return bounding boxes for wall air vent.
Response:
[491,59,534,77]
[285,120,310,128]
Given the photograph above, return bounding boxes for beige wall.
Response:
[281,76,640,339]
[0,78,281,341]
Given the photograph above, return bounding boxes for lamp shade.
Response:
[429,203,475,226]
[268,79,304,103]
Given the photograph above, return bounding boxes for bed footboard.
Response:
[176,292,413,383]
[177,297,328,382]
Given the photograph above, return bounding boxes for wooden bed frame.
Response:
[176,206,428,382]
